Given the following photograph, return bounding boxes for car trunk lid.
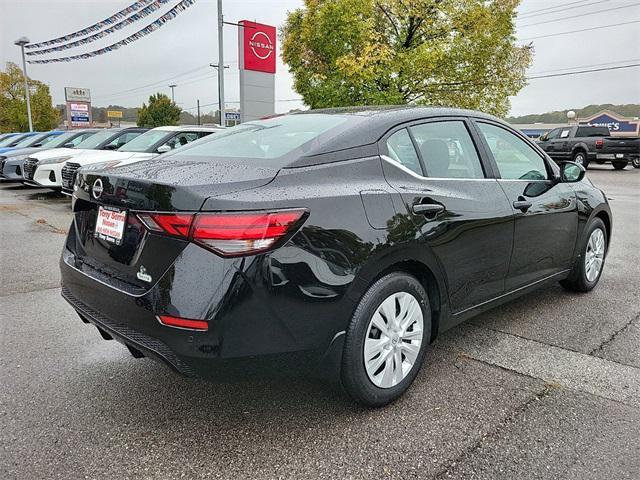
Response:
[70,157,279,288]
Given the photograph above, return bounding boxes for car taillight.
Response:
[137,209,307,256]
[595,139,604,149]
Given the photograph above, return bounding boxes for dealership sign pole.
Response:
[238,20,276,122]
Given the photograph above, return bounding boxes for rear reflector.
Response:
[137,209,307,256]
[595,139,604,148]
[157,315,209,331]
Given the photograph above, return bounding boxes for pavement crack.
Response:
[588,311,640,356]
[432,383,557,480]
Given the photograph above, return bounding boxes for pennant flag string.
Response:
[27,0,173,56]
[28,0,197,64]
[26,0,155,49]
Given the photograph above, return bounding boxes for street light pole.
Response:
[168,84,177,102]
[14,37,33,132]
[217,0,226,127]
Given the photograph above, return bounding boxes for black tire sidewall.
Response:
[576,218,607,290]
[341,272,431,407]
[612,161,628,170]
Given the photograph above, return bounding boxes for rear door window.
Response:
[410,121,485,179]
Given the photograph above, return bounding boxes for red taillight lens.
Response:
[137,213,195,237]
[595,139,604,149]
[137,209,307,256]
[157,315,208,331]
[192,209,307,256]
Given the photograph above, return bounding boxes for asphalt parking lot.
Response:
[1,166,639,480]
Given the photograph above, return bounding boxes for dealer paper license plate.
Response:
[94,206,127,245]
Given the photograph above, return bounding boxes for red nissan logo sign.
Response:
[240,20,276,74]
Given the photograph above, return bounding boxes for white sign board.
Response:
[65,87,91,102]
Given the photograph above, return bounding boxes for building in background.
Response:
[514,110,640,139]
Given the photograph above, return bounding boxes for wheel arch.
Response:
[593,209,612,249]
[348,249,447,343]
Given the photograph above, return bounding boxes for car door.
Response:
[380,118,514,313]
[473,120,578,290]
[538,128,561,156]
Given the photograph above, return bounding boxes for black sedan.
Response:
[60,107,611,406]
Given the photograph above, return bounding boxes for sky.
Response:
[0,0,638,117]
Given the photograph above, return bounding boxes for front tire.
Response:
[573,150,589,169]
[612,161,628,170]
[632,157,640,169]
[560,218,607,292]
[341,272,431,407]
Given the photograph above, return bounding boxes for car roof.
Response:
[149,125,223,132]
[279,106,504,165]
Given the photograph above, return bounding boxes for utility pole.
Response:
[217,0,225,127]
[168,84,177,102]
[14,37,33,132]
[197,99,201,125]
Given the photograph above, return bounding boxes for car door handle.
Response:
[412,203,445,216]
[513,199,532,212]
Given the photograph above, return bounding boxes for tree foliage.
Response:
[0,62,59,132]
[137,93,181,128]
[281,0,532,116]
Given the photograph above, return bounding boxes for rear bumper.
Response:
[60,240,352,374]
[596,153,632,161]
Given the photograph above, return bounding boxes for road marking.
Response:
[439,324,640,409]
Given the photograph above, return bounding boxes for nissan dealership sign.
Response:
[238,20,277,122]
[242,21,276,73]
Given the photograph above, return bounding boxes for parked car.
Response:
[20,127,147,191]
[0,132,21,143]
[60,126,222,195]
[0,131,40,154]
[21,129,103,187]
[537,125,637,170]
[60,107,611,406]
[2,130,96,183]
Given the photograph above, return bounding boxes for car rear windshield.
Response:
[118,130,171,152]
[75,129,118,149]
[576,126,610,137]
[171,114,349,161]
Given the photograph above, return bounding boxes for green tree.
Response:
[136,93,181,128]
[0,62,58,132]
[281,0,532,116]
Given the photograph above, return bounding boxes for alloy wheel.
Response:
[363,292,424,388]
[585,228,605,282]
[574,153,585,165]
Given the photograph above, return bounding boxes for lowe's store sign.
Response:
[580,110,639,135]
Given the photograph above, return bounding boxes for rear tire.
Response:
[560,218,607,293]
[612,161,628,170]
[573,150,589,169]
[341,272,431,407]
[632,157,640,169]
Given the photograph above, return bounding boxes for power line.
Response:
[519,3,640,28]
[529,58,640,75]
[518,19,640,41]
[92,65,211,100]
[518,0,609,20]
[518,0,590,17]
[528,63,640,79]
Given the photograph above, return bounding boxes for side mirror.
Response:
[103,144,118,150]
[32,143,43,147]
[157,144,172,153]
[560,161,585,183]
[63,142,75,148]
